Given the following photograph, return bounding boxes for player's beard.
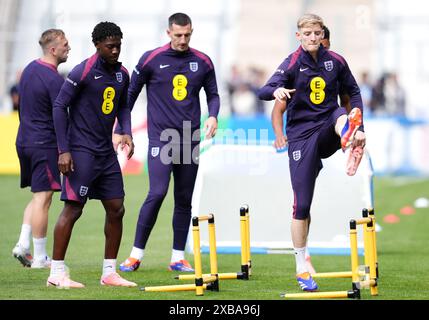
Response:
[58,55,68,64]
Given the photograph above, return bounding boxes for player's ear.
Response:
[93,39,101,50]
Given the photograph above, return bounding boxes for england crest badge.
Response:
[324,60,333,72]
[151,147,160,157]
[190,62,198,72]
[79,186,88,196]
[292,150,301,161]
[116,72,123,83]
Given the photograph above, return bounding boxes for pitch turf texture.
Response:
[0,174,428,300]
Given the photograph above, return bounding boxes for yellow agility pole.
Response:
[193,215,205,296]
[282,290,357,299]
[349,219,361,298]
[363,211,371,271]
[141,214,219,296]
[368,208,379,279]
[362,209,378,296]
[207,214,220,291]
[240,205,250,280]
[176,272,247,281]
[243,205,252,276]
[312,271,353,279]
[142,283,208,292]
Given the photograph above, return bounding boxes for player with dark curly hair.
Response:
[91,21,123,45]
[47,21,136,288]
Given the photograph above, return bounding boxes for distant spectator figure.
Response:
[359,71,373,117]
[384,72,406,117]
[228,66,268,116]
[370,74,386,116]
[9,70,22,111]
[248,66,267,114]
[227,65,243,115]
[232,82,257,116]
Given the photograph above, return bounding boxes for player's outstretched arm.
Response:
[273,88,296,101]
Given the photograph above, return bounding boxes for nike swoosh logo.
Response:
[94,75,103,79]
[299,67,309,72]
[160,64,170,69]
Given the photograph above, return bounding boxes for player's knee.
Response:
[294,203,311,220]
[174,200,192,212]
[44,194,53,210]
[174,191,192,209]
[107,204,125,221]
[61,201,84,223]
[116,205,125,219]
[148,190,168,203]
[33,190,54,208]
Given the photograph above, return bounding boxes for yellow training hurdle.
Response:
[282,208,379,299]
[175,205,252,283]
[141,214,219,296]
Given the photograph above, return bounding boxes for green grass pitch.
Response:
[0,174,428,300]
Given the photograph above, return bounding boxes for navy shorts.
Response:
[16,146,61,192]
[61,151,124,204]
[288,108,346,220]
